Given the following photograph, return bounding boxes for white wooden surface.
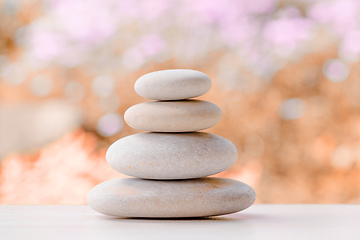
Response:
[0,205,359,240]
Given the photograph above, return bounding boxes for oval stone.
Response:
[107,132,237,179]
[134,69,211,100]
[124,100,222,132]
[87,177,256,218]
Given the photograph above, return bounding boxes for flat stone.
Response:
[134,69,211,100]
[87,177,256,218]
[107,132,237,179]
[124,100,222,132]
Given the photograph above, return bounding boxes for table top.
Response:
[0,204,359,240]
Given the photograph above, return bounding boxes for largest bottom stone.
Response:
[88,177,256,218]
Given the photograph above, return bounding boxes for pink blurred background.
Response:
[1,0,360,204]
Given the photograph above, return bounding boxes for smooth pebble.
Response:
[107,132,237,179]
[124,100,222,132]
[135,69,211,100]
[87,177,256,218]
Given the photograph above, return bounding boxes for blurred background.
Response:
[1,0,360,204]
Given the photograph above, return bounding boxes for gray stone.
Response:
[134,69,211,100]
[106,132,237,179]
[87,177,256,218]
[124,100,222,132]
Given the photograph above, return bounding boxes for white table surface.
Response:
[0,204,359,240]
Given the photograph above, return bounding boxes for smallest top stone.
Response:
[135,69,211,100]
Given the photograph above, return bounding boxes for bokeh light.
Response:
[30,74,53,97]
[1,63,26,86]
[280,98,306,120]
[96,113,123,137]
[323,59,349,83]
[91,75,115,98]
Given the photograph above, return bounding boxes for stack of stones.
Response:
[88,69,256,218]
